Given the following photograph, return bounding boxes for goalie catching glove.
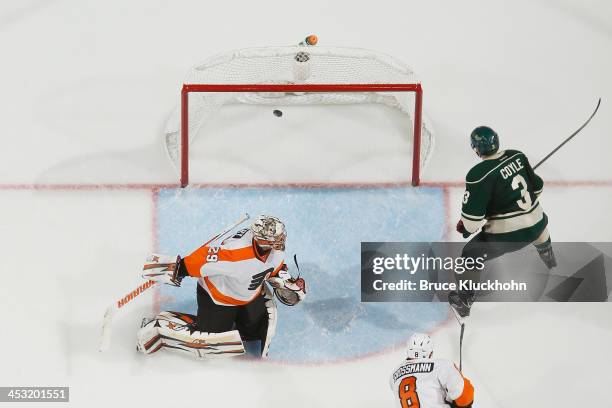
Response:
[267,268,306,306]
[142,254,184,287]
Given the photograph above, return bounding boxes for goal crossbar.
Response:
[180,83,423,187]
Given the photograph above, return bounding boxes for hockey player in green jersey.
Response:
[449,126,557,317]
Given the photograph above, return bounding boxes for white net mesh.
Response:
[164,46,435,181]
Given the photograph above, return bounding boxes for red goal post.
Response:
[180,83,424,188]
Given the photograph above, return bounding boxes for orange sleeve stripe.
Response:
[183,245,255,277]
[183,246,209,277]
[203,277,261,306]
[268,261,285,278]
[454,377,474,407]
[217,246,255,262]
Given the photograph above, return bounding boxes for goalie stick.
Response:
[293,254,301,278]
[533,98,601,170]
[98,213,250,352]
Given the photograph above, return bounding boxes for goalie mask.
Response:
[251,215,286,251]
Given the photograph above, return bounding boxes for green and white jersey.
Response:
[461,149,547,242]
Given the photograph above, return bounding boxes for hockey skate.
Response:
[535,241,557,269]
[448,290,474,318]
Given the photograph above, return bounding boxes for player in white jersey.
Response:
[389,333,474,408]
[136,215,306,358]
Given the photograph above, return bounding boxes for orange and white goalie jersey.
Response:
[183,228,285,306]
[389,358,474,408]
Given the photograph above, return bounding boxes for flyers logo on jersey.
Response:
[248,268,274,290]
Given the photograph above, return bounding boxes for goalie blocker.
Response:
[139,215,306,359]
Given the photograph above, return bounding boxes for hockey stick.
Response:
[459,321,465,372]
[98,213,250,352]
[293,254,301,278]
[533,98,601,170]
[450,306,466,372]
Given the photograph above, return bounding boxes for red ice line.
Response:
[1,179,611,191]
[0,182,383,190]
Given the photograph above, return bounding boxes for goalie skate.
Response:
[137,311,245,358]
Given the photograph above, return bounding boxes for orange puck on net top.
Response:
[306,34,318,45]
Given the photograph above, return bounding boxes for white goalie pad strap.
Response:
[162,330,245,359]
[137,311,245,359]
[261,285,278,358]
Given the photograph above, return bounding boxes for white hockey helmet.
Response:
[251,215,286,251]
[406,333,433,359]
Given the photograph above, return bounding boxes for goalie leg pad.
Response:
[136,311,245,358]
[261,285,277,358]
[234,286,277,358]
[137,321,163,354]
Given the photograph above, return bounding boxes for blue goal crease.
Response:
[156,186,448,363]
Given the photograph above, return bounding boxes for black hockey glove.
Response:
[456,220,471,239]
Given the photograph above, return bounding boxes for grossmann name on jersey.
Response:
[371,279,527,292]
[392,362,434,382]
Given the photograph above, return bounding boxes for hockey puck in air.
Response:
[273,109,283,117]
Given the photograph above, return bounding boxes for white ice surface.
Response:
[1,0,612,407]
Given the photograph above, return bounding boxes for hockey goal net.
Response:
[164,45,434,187]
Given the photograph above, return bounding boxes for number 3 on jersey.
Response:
[511,174,532,210]
[398,376,420,408]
